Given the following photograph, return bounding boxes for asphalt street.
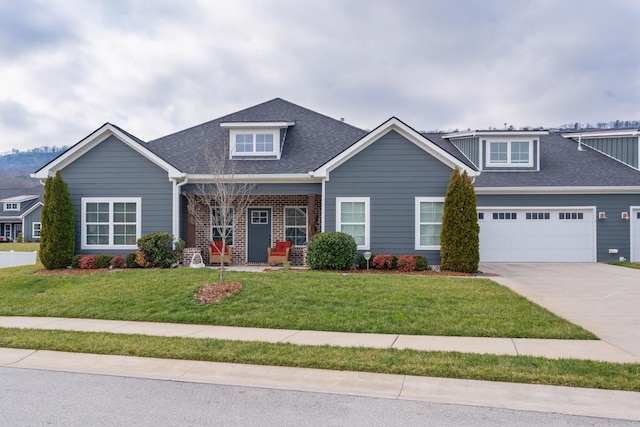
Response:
[1,367,638,427]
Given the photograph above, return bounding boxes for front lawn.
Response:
[0,266,594,339]
[0,242,39,252]
[609,261,640,269]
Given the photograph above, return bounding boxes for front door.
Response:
[247,208,271,263]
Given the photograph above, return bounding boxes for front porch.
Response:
[184,194,321,266]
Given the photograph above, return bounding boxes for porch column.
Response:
[307,194,316,239]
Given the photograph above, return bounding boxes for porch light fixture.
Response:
[363,251,372,270]
[598,212,607,220]
[621,212,630,221]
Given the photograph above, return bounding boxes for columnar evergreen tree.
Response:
[40,171,75,269]
[440,168,479,273]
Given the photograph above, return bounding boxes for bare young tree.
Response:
[186,142,256,284]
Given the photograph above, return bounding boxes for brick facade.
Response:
[187,194,321,266]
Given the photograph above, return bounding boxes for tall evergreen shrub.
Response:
[40,171,75,269]
[440,168,479,273]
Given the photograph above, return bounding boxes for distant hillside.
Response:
[0,146,67,188]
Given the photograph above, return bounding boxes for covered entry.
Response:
[478,207,596,262]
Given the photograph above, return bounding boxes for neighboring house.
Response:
[32,99,640,264]
[0,185,44,242]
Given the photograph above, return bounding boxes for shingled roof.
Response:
[146,98,367,175]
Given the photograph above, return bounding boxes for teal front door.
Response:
[247,208,271,263]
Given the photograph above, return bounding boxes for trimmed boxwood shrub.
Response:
[414,255,428,271]
[306,232,357,270]
[97,254,113,269]
[125,253,138,268]
[136,232,182,268]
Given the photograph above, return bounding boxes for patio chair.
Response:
[267,240,293,265]
[209,241,232,265]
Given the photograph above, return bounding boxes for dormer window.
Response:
[221,121,294,160]
[487,140,534,167]
[4,202,19,211]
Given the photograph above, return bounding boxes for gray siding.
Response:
[23,205,42,242]
[582,137,638,168]
[181,182,321,195]
[450,136,479,166]
[325,130,453,264]
[477,193,640,262]
[481,139,539,171]
[61,135,174,255]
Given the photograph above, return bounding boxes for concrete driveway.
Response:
[479,263,640,359]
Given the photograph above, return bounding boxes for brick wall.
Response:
[187,194,321,266]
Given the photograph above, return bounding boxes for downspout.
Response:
[172,175,189,246]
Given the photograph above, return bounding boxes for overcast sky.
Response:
[1,0,639,153]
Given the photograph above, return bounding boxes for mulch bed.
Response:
[194,282,243,304]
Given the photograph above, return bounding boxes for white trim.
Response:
[476,186,640,195]
[444,130,548,139]
[312,117,478,180]
[415,197,445,250]
[284,206,308,246]
[81,197,141,250]
[4,202,19,211]
[32,222,41,239]
[230,128,280,158]
[336,197,370,250]
[31,123,184,180]
[486,138,534,168]
[220,121,294,128]
[561,130,639,139]
[0,195,38,203]
[185,173,318,184]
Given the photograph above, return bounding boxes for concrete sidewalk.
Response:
[2,348,639,421]
[1,316,638,363]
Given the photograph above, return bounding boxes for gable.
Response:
[313,117,477,180]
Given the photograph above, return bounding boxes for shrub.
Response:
[71,254,84,269]
[397,255,417,272]
[357,252,375,269]
[125,253,138,268]
[40,171,75,269]
[110,254,126,269]
[97,254,113,269]
[391,255,399,270]
[135,250,149,268]
[79,254,99,269]
[16,232,23,243]
[306,232,357,270]
[414,255,428,271]
[372,254,393,270]
[136,232,182,268]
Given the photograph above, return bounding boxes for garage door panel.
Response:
[478,208,594,262]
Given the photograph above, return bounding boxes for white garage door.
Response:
[632,208,640,262]
[478,207,596,262]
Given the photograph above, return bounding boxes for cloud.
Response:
[0,0,639,153]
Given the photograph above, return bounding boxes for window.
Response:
[231,130,277,156]
[478,212,484,220]
[285,207,307,246]
[337,197,369,250]
[415,198,444,249]
[488,140,532,167]
[492,212,517,220]
[211,208,234,246]
[526,212,550,220]
[4,202,18,211]
[32,222,41,239]
[559,212,584,220]
[81,198,141,249]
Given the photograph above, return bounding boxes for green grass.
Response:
[609,261,640,269]
[0,328,637,391]
[0,266,594,339]
[0,242,39,252]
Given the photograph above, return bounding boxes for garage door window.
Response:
[492,212,517,220]
[559,212,583,220]
[526,212,550,220]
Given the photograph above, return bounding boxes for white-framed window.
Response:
[284,207,307,246]
[336,197,369,250]
[487,140,533,167]
[32,222,41,239]
[4,202,19,211]
[230,129,278,156]
[415,197,445,250]
[81,197,141,250]
[211,207,234,246]
[4,224,11,239]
